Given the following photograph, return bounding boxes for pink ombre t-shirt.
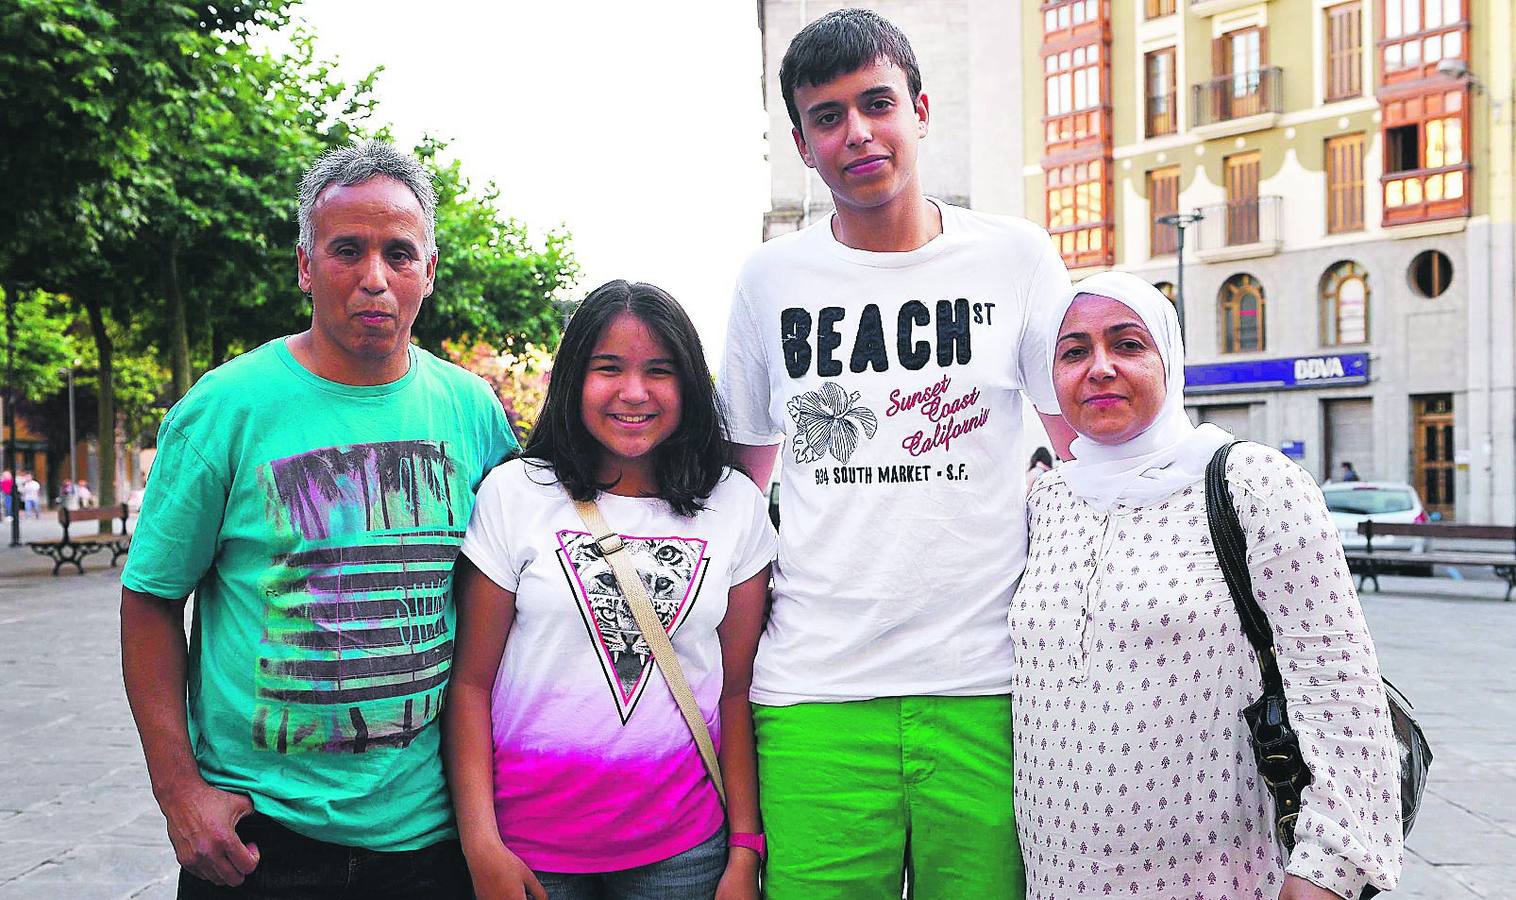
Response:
[460,459,777,873]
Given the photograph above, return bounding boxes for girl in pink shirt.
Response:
[445,281,776,900]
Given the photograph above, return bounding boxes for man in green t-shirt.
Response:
[121,140,516,898]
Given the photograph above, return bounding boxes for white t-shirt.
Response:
[719,201,1071,705]
[459,459,777,872]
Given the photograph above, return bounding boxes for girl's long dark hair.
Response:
[521,280,735,517]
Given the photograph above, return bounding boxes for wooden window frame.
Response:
[1144,48,1177,138]
[1043,38,1110,158]
[1224,152,1261,246]
[1380,87,1471,225]
[1325,2,1363,101]
[1148,166,1180,257]
[1219,273,1266,354]
[1377,0,1468,87]
[1144,0,1175,19]
[1046,157,1112,270]
[1320,261,1370,345]
[1326,133,1366,233]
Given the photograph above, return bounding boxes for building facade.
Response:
[1023,0,1515,522]
[760,0,1028,238]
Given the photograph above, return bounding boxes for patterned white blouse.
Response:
[1012,445,1402,899]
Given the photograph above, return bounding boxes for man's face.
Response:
[791,59,928,214]
[296,176,436,367]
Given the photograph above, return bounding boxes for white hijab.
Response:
[1048,271,1232,512]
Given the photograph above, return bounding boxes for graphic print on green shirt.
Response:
[123,338,516,851]
[253,439,463,755]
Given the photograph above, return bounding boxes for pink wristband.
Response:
[728,831,767,861]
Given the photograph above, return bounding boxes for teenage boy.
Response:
[121,141,515,898]
[718,9,1074,898]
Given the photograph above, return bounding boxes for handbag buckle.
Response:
[594,532,625,556]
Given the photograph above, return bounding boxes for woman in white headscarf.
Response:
[1010,273,1402,900]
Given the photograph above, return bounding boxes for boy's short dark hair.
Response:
[779,8,922,132]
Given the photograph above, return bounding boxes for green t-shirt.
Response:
[123,338,516,851]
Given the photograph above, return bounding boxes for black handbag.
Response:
[1205,442,1430,899]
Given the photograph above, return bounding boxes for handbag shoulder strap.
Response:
[1204,441,1285,695]
[571,498,727,807]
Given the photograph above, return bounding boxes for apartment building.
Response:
[1023,0,1515,522]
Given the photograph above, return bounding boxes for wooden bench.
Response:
[27,504,132,576]
[1344,521,1516,601]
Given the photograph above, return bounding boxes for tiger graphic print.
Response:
[556,530,710,722]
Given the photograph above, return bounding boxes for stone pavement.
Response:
[0,532,1512,898]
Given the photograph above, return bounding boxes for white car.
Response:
[1322,481,1429,554]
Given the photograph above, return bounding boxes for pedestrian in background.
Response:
[1013,272,1402,899]
[1025,446,1054,491]
[20,472,41,518]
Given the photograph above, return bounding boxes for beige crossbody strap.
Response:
[571,499,727,807]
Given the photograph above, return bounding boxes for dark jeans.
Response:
[177,813,471,899]
[534,825,728,900]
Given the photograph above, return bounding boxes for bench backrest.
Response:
[1357,521,1516,541]
[57,504,130,533]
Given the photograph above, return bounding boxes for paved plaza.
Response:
[0,520,1513,899]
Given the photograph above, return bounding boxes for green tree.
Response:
[417,139,578,354]
[1,287,81,402]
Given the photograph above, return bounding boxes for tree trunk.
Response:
[166,247,191,402]
[82,295,116,531]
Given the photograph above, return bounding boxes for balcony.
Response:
[1190,67,1282,139]
[1382,163,1471,228]
[1194,196,1283,262]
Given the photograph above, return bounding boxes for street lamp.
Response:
[64,359,79,503]
[4,285,16,546]
[1157,209,1205,341]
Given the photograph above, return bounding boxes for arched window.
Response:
[1153,281,1177,305]
[1219,274,1265,353]
[1320,261,1370,345]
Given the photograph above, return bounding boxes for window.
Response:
[1409,250,1453,297]
[1145,48,1177,137]
[1382,0,1466,81]
[1145,0,1175,19]
[1043,0,1101,35]
[1320,261,1370,345]
[1148,167,1180,256]
[1224,152,1260,245]
[1326,133,1365,233]
[1381,88,1469,223]
[1325,3,1362,100]
[1154,282,1177,304]
[1226,27,1262,105]
[1045,43,1102,119]
[1219,274,1265,353]
[1202,27,1270,122]
[1045,158,1110,269]
[1044,39,1108,158]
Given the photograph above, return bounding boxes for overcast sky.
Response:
[276,1,771,357]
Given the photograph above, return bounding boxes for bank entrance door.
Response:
[1412,394,1455,520]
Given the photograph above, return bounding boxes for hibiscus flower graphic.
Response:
[787,382,879,464]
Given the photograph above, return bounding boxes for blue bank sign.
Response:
[1185,353,1370,394]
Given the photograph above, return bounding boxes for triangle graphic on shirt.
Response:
[555,530,710,724]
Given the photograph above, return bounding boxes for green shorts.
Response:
[753,695,1024,900]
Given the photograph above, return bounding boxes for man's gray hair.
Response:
[297,140,438,255]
